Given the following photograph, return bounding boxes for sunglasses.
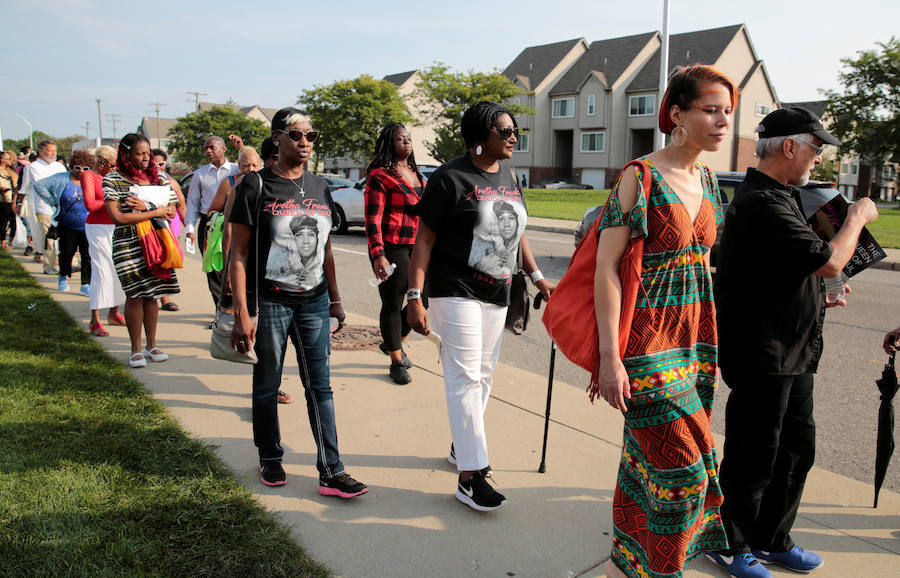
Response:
[277,129,319,143]
[73,165,91,172]
[494,126,519,141]
[154,161,167,167]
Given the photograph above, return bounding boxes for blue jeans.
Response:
[252,290,344,478]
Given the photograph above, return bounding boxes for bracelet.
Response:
[329,300,341,305]
[406,288,422,300]
[530,270,545,283]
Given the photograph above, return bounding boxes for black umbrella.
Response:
[874,352,898,508]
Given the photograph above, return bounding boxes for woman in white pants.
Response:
[408,102,552,512]
[81,146,125,336]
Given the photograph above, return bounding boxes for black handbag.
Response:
[504,243,531,335]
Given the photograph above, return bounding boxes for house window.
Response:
[514,132,529,152]
[552,98,575,118]
[512,96,521,106]
[849,161,859,175]
[883,165,894,180]
[587,94,596,116]
[629,94,655,116]
[755,103,770,116]
[580,131,606,153]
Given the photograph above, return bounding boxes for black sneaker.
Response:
[380,342,411,368]
[389,361,412,384]
[23,246,33,256]
[259,462,286,487]
[448,443,492,477]
[318,473,368,498]
[456,471,506,511]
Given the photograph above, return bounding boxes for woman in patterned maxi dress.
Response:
[595,65,736,578]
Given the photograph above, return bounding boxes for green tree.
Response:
[415,63,533,163]
[824,37,900,197]
[810,154,837,182]
[297,75,412,165]
[166,107,269,168]
[4,131,84,158]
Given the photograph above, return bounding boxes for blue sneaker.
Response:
[79,284,91,297]
[752,546,823,573]
[58,275,69,292]
[706,551,772,577]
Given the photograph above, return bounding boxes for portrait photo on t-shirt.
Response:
[468,199,527,279]
[264,208,331,292]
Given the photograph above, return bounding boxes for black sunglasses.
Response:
[278,129,319,143]
[494,126,519,141]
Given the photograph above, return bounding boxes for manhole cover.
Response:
[331,325,382,350]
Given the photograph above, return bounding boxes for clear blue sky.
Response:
[1,0,895,145]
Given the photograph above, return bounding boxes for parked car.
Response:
[535,178,593,190]
[330,178,366,234]
[321,175,355,193]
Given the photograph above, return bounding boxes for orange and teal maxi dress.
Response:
[599,160,729,577]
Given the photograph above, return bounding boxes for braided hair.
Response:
[365,122,419,177]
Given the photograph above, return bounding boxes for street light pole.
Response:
[96,99,103,140]
[655,0,671,151]
[16,113,33,150]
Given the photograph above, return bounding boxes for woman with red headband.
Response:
[594,65,736,577]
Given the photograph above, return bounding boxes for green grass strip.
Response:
[0,251,329,577]
[524,189,610,222]
[867,207,900,250]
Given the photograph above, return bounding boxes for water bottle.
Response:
[368,262,397,287]
[824,274,846,305]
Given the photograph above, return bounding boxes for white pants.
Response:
[85,223,125,310]
[429,296,507,472]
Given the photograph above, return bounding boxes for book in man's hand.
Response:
[798,185,886,277]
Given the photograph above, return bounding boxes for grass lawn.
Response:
[0,251,329,576]
[868,207,900,249]
[524,188,610,221]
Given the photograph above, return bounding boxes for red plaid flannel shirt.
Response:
[364,167,423,259]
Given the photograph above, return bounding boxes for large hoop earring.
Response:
[474,145,483,156]
[671,126,688,147]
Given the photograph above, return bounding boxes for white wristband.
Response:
[530,270,545,283]
[406,288,422,301]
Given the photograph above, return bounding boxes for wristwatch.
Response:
[406,288,422,301]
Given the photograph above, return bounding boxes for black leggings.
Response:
[0,202,15,242]
[374,244,414,351]
[57,225,91,284]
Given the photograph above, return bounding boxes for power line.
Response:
[106,114,123,139]
[148,102,166,147]
[83,121,91,140]
[186,91,207,113]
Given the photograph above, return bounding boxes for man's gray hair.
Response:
[755,132,815,160]
[205,136,225,148]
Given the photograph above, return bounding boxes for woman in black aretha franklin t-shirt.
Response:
[229,107,366,499]
[408,102,553,511]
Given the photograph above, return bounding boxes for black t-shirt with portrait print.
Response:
[229,167,335,307]
[415,154,527,306]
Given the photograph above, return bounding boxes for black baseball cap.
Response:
[755,107,840,145]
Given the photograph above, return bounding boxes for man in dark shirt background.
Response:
[708,108,878,578]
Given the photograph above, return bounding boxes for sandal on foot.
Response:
[107,313,126,326]
[142,346,169,362]
[277,390,294,404]
[90,322,109,337]
[160,301,180,311]
[129,353,147,368]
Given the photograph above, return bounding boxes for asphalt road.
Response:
[330,227,900,494]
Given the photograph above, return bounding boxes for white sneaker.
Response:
[142,347,169,362]
[129,353,147,368]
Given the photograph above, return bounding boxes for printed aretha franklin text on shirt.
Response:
[265,197,332,217]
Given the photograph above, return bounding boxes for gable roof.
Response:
[549,32,657,96]
[384,70,417,86]
[782,100,826,119]
[139,116,178,139]
[503,38,584,93]
[626,24,744,92]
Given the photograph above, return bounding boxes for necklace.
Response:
[274,163,306,197]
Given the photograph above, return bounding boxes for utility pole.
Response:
[83,121,91,140]
[106,114,122,139]
[655,0,671,151]
[148,102,166,148]
[186,91,207,113]
[16,114,33,150]
[96,99,103,139]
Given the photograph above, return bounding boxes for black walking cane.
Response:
[534,293,555,473]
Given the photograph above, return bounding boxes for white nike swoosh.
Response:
[459,484,474,498]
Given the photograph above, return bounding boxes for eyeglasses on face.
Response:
[73,165,91,172]
[494,126,519,141]
[277,129,319,143]
[154,161,167,167]
[796,139,824,157]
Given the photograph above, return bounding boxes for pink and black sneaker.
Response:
[259,462,287,487]
[318,473,368,498]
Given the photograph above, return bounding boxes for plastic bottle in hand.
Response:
[368,262,397,287]
[824,274,846,305]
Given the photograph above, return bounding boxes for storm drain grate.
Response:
[330,325,382,351]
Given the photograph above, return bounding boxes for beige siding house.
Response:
[506,24,780,187]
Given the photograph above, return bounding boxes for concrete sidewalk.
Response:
[16,251,900,577]
[527,216,900,272]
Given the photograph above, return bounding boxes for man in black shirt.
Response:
[709,108,878,578]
